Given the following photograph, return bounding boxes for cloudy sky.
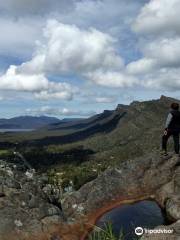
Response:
[0,0,180,118]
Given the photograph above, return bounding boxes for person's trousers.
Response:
[162,129,180,154]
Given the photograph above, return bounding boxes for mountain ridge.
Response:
[26,95,180,143]
[1,95,180,164]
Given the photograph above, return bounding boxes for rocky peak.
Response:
[130,100,141,106]
[115,104,129,112]
[160,95,180,104]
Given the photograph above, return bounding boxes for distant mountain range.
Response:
[1,96,179,163]
[0,116,81,130]
[0,95,179,167]
[30,95,172,145]
[16,95,179,159]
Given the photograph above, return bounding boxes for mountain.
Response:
[7,95,176,162]
[0,116,60,129]
[21,95,176,143]
[0,96,180,239]
[1,95,179,163]
[43,109,115,133]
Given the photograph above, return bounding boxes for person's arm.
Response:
[165,113,173,129]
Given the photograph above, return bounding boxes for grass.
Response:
[88,223,124,240]
[0,149,14,158]
[88,223,140,240]
[0,149,9,155]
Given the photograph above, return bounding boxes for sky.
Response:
[0,0,180,118]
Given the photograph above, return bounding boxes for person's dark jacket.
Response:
[165,109,180,131]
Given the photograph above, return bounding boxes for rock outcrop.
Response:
[0,152,179,240]
[0,160,64,240]
[61,152,180,240]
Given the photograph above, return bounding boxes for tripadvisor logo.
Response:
[135,227,144,236]
[135,226,174,236]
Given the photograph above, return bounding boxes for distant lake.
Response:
[0,129,34,133]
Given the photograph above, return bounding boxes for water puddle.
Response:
[95,200,165,240]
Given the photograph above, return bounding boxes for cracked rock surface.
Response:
[0,152,179,240]
[0,160,64,240]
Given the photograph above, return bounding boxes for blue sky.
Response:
[0,0,180,118]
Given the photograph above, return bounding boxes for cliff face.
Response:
[0,152,179,240]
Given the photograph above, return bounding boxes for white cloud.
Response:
[33,81,78,101]
[0,0,144,61]
[127,58,156,75]
[142,68,180,91]
[95,97,116,103]
[1,19,137,91]
[0,17,43,58]
[3,0,180,106]
[0,65,75,100]
[85,70,138,88]
[26,106,95,117]
[19,20,124,75]
[143,38,180,67]
[34,91,73,101]
[80,91,118,104]
[0,65,48,91]
[133,0,180,35]
[127,37,180,75]
[128,0,180,92]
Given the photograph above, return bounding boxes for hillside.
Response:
[0,95,178,142]
[19,95,179,148]
[33,96,180,162]
[0,95,178,169]
[0,96,180,240]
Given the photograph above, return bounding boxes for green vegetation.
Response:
[47,163,104,191]
[0,149,10,155]
[0,96,177,191]
[88,223,140,240]
[0,149,14,159]
[88,223,123,240]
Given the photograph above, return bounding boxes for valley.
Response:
[0,96,180,240]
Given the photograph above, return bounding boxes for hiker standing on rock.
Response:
[162,102,180,156]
